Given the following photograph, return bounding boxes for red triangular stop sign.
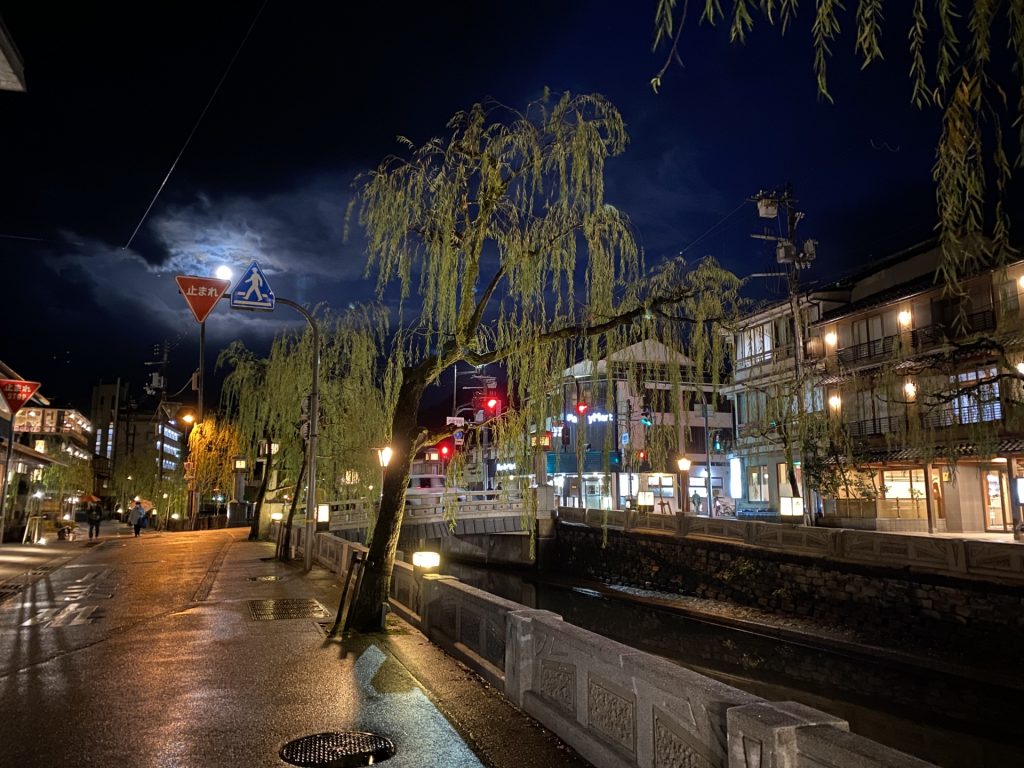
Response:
[175,275,232,323]
[0,380,41,416]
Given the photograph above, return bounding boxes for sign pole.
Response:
[190,320,205,529]
[0,419,15,543]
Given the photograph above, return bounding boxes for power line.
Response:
[123,0,270,250]
[677,199,748,257]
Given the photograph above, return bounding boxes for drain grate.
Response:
[280,732,395,767]
[246,575,284,582]
[247,598,330,621]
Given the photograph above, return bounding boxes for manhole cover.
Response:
[280,732,395,767]
[246,575,284,582]
[247,598,330,621]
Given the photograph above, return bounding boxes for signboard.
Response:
[175,276,231,324]
[0,379,40,415]
[230,261,275,311]
[445,416,466,427]
[453,429,465,446]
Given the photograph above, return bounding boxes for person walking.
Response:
[128,500,145,537]
[87,506,102,539]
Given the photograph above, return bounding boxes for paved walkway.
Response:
[0,525,590,767]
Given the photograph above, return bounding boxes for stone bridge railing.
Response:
[558,507,1024,586]
[323,490,529,534]
[294,529,934,768]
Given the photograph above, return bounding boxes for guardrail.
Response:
[325,490,528,533]
[558,507,1024,585]
[296,529,934,768]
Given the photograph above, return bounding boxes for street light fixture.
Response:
[677,457,691,514]
[377,446,393,506]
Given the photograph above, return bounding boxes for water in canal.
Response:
[441,562,1022,768]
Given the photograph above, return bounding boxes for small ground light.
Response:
[317,504,330,523]
[271,512,284,522]
[412,551,440,569]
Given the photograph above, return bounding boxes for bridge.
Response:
[320,490,542,564]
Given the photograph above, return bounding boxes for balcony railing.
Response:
[734,343,796,369]
[836,335,897,365]
[845,414,907,438]
[920,402,1002,428]
[834,308,998,369]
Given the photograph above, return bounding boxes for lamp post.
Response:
[377,446,393,506]
[677,457,691,514]
[180,412,197,527]
[232,455,247,503]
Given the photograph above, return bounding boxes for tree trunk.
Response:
[347,371,427,632]
[280,454,306,561]
[249,435,272,541]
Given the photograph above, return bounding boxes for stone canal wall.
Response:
[300,529,935,768]
[553,521,1024,665]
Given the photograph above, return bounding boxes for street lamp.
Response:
[677,457,691,514]
[377,446,393,505]
[232,455,248,506]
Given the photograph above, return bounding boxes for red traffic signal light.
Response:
[576,402,589,415]
[486,397,500,411]
[440,445,450,457]
[637,450,647,460]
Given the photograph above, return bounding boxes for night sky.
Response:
[0,3,964,413]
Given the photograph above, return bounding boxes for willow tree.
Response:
[220,306,390,547]
[652,1,1024,300]
[346,91,741,631]
[220,326,313,549]
[187,416,241,527]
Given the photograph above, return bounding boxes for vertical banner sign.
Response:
[0,379,41,544]
[175,276,232,323]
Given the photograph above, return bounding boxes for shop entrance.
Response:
[982,468,1012,532]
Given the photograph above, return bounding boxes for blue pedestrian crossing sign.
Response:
[230,261,275,311]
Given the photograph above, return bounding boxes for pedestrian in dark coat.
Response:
[87,506,102,539]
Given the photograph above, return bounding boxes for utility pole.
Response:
[751,185,818,524]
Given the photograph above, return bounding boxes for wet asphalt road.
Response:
[0,526,582,768]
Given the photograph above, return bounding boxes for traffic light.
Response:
[440,444,451,460]
[712,432,722,452]
[576,402,589,416]
[640,394,652,427]
[486,396,502,415]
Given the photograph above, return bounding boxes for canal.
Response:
[441,561,1023,768]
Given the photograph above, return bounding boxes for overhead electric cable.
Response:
[678,199,748,256]
[123,0,270,250]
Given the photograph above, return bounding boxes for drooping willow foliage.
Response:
[347,90,744,630]
[186,416,241,525]
[219,305,393,534]
[652,0,1024,302]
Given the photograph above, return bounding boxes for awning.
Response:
[828,439,1024,465]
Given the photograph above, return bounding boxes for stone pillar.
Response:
[504,609,564,708]
[727,701,847,767]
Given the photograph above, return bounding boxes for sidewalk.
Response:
[0,525,590,768]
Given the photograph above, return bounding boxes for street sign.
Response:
[445,416,465,427]
[230,261,275,311]
[0,379,40,415]
[453,430,465,446]
[175,275,231,324]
